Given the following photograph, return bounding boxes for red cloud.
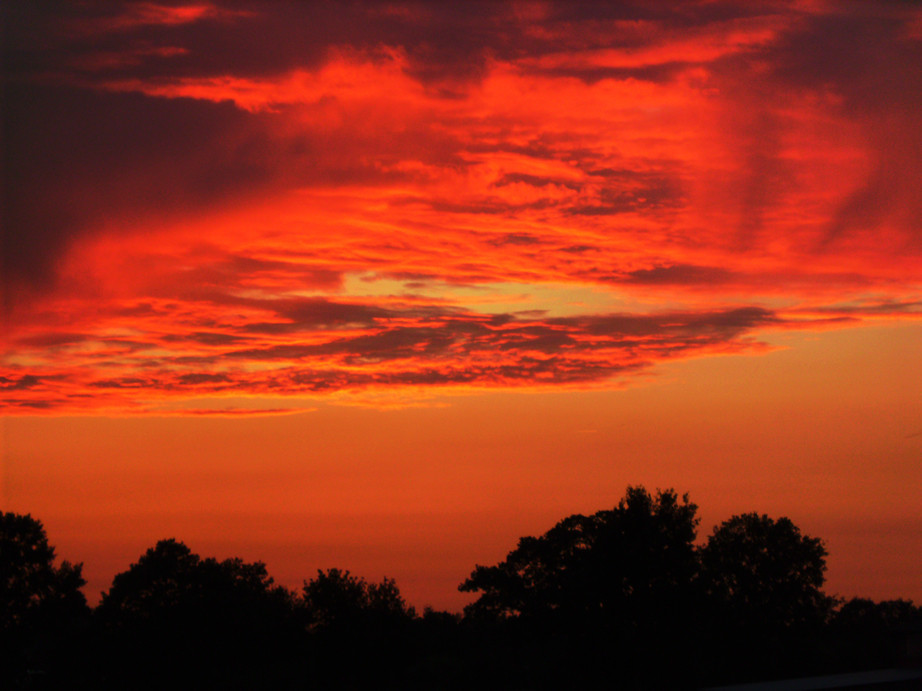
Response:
[3,2,920,412]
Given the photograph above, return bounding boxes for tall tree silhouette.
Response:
[96,539,301,690]
[698,513,833,681]
[701,513,830,629]
[0,512,89,688]
[460,487,698,620]
[459,487,700,689]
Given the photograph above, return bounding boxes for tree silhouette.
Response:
[460,487,698,620]
[701,513,830,630]
[96,539,301,690]
[303,567,415,631]
[459,487,700,688]
[99,539,293,625]
[301,568,418,687]
[828,597,922,671]
[698,513,833,681]
[6,499,918,689]
[0,512,89,688]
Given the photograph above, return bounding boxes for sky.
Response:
[2,1,920,611]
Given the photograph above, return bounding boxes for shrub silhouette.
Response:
[829,597,922,671]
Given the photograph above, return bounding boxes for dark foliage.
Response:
[700,513,831,629]
[95,539,304,690]
[827,597,922,672]
[460,486,701,688]
[301,568,419,688]
[460,487,699,618]
[697,512,835,682]
[1,490,918,690]
[0,512,90,689]
[303,567,416,630]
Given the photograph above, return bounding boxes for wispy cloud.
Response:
[3,1,920,412]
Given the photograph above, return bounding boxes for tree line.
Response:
[2,487,919,690]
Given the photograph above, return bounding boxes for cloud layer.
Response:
[3,1,920,412]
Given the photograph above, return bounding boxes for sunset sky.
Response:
[2,1,920,611]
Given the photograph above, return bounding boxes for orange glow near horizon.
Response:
[2,1,921,611]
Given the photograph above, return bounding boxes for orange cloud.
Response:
[3,1,920,413]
